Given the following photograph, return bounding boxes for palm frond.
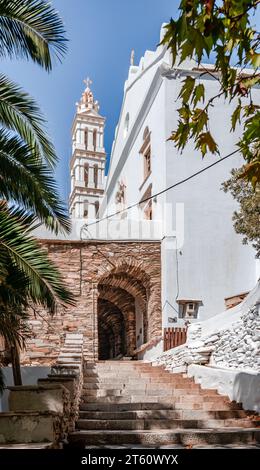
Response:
[0,202,75,312]
[0,74,57,167]
[0,0,67,70]
[0,129,71,233]
[0,308,30,350]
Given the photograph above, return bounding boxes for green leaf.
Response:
[195,132,219,156]
[0,130,70,234]
[231,101,242,131]
[0,74,57,167]
[0,202,75,313]
[241,75,260,89]
[248,52,260,69]
[178,76,196,103]
[192,84,205,106]
[0,0,67,71]
[179,39,195,64]
[192,108,209,134]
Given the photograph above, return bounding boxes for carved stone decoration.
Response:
[115,180,126,205]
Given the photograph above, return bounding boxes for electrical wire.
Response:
[81,148,240,229]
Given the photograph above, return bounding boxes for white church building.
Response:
[67,24,259,330]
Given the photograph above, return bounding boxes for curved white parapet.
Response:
[187,364,260,413]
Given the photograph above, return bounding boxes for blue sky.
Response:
[1,0,177,202]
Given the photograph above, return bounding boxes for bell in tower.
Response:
[69,78,106,220]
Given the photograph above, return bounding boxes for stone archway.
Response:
[97,259,152,360]
[20,241,161,365]
[98,299,126,359]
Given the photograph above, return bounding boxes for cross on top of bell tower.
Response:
[84,77,93,89]
[76,76,100,113]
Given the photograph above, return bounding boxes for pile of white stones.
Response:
[211,305,259,370]
[155,303,260,373]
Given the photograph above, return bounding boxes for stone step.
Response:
[84,363,148,367]
[84,368,157,374]
[82,385,217,395]
[79,402,243,412]
[58,352,82,357]
[78,409,249,420]
[76,417,257,431]
[84,362,150,368]
[84,374,200,388]
[55,362,81,368]
[65,340,83,345]
[69,428,260,446]
[85,375,193,382]
[61,350,82,355]
[81,391,228,402]
[81,398,239,410]
[66,334,83,340]
[57,358,81,364]
[83,373,197,382]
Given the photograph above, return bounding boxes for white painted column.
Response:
[80,128,84,145]
[75,201,81,218]
[98,166,103,187]
[88,129,94,151]
[79,163,84,182]
[75,164,80,183]
[96,131,102,152]
[88,202,96,220]
[79,200,84,218]
[100,131,104,149]
[76,128,81,145]
[72,136,76,152]
[71,171,75,191]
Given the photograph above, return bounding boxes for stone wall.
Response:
[154,299,260,373]
[20,240,161,365]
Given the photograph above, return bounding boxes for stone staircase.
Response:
[68,361,260,448]
[55,333,84,370]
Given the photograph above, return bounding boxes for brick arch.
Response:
[100,274,147,308]
[97,256,151,290]
[98,285,135,312]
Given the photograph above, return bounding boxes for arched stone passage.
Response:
[97,260,153,360]
[98,299,126,359]
[98,286,137,358]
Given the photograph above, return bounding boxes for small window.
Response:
[143,126,150,141]
[84,129,88,149]
[124,113,130,138]
[144,147,151,179]
[83,201,89,218]
[144,200,152,220]
[95,201,100,217]
[177,301,202,320]
[84,163,89,187]
[94,164,98,188]
[140,184,152,220]
[140,127,151,182]
[93,129,97,151]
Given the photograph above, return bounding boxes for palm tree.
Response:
[0,1,74,387]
